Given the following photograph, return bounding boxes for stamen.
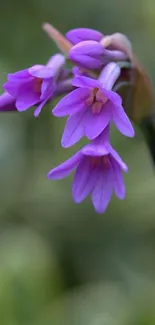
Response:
[102,156,109,168]
[85,88,97,106]
[85,87,108,114]
[96,89,108,105]
[91,157,99,168]
[92,102,102,114]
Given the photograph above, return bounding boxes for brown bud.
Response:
[102,33,154,122]
[42,23,72,55]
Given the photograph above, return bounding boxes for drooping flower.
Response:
[3,54,65,117]
[53,62,135,148]
[47,127,128,214]
[0,92,16,111]
[69,41,127,70]
[66,28,103,45]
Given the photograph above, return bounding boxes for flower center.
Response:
[33,78,43,93]
[102,156,109,169]
[86,88,108,114]
[91,155,109,169]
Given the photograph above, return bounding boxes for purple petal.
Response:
[69,41,104,70]
[33,96,51,117]
[84,102,111,140]
[91,168,113,214]
[92,125,110,145]
[105,89,122,106]
[29,54,65,79]
[47,151,82,180]
[98,63,121,91]
[7,69,31,81]
[108,146,128,172]
[41,79,55,100]
[112,104,135,137]
[82,142,109,157]
[70,54,103,70]
[16,85,40,111]
[111,159,126,199]
[52,88,90,117]
[61,109,86,148]
[66,28,103,45]
[56,79,74,96]
[46,54,65,71]
[72,156,97,203]
[70,41,104,56]
[0,92,16,111]
[72,75,98,89]
[103,48,127,62]
[29,66,56,79]
[4,80,31,97]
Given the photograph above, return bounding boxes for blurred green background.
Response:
[0,0,155,324]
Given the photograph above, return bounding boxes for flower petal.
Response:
[98,63,121,91]
[61,109,87,147]
[111,159,126,199]
[41,79,55,100]
[72,75,99,89]
[108,146,128,172]
[112,104,135,137]
[16,85,40,111]
[52,88,90,117]
[70,54,103,70]
[69,41,104,70]
[72,156,97,203]
[84,102,111,140]
[4,80,31,97]
[66,28,103,45]
[92,168,113,214]
[82,143,109,157]
[47,151,82,180]
[7,69,31,81]
[46,54,65,70]
[92,125,110,145]
[0,92,16,111]
[29,66,56,79]
[106,90,122,106]
[33,95,51,117]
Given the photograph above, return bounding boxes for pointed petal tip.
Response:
[124,125,135,138]
[33,109,40,118]
[92,198,110,214]
[113,104,135,138]
[117,191,126,200]
[94,206,107,214]
[47,171,52,179]
[52,107,61,117]
[61,139,70,148]
[122,163,128,173]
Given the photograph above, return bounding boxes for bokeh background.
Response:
[0,0,155,324]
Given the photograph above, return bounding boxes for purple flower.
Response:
[72,66,90,77]
[0,79,73,113]
[47,128,128,214]
[3,54,65,117]
[53,62,135,148]
[0,92,16,111]
[69,41,127,70]
[66,28,103,45]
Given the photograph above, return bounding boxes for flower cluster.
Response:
[0,24,136,213]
